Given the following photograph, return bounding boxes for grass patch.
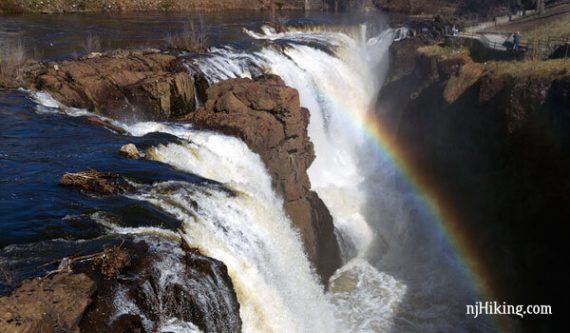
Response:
[416,44,570,81]
[444,62,486,103]
[417,44,570,79]
[166,22,208,53]
[523,12,570,42]
[417,45,470,58]
[485,58,570,79]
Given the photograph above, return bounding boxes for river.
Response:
[0,10,493,333]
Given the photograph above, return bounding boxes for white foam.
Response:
[90,211,180,239]
[28,90,92,117]
[328,259,407,332]
[191,25,489,331]
[119,121,337,333]
[27,23,490,332]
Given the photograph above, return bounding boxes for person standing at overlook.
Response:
[513,31,521,51]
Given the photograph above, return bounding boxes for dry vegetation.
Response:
[485,58,570,78]
[82,33,102,53]
[417,45,471,58]
[523,12,570,42]
[418,44,570,80]
[0,39,28,84]
[166,22,208,53]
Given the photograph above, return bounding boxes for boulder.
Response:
[60,170,134,195]
[84,116,127,134]
[0,273,96,333]
[79,240,242,333]
[119,143,142,159]
[33,50,195,121]
[26,50,342,282]
[185,75,341,282]
[0,239,242,333]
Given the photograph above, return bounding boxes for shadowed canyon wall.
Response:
[378,43,569,332]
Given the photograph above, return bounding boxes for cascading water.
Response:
[25,22,492,332]
[120,123,337,333]
[188,25,492,332]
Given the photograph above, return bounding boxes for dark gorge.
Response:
[1,5,568,333]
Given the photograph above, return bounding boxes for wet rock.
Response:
[0,273,96,333]
[0,238,241,333]
[185,74,342,282]
[84,116,127,134]
[96,246,132,279]
[32,50,196,121]
[120,143,142,159]
[108,314,145,333]
[193,73,210,105]
[60,170,134,195]
[79,239,242,333]
[26,51,341,282]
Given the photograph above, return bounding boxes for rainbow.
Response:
[277,27,511,329]
[344,106,508,332]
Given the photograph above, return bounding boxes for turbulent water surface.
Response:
[1,12,492,333]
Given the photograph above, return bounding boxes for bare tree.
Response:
[536,0,545,14]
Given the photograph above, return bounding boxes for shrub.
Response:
[82,33,102,53]
[0,39,27,82]
[166,22,208,53]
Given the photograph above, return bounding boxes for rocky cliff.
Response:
[378,44,569,332]
[28,50,341,283]
[184,74,341,281]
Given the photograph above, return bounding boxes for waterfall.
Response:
[188,25,491,332]
[120,122,337,333]
[28,23,492,332]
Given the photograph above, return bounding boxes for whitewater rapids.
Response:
[29,23,492,333]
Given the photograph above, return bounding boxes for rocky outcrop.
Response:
[60,170,135,195]
[0,273,96,333]
[185,75,341,282]
[0,239,242,333]
[33,50,196,121]
[28,50,341,282]
[79,240,242,333]
[119,143,143,159]
[378,46,570,332]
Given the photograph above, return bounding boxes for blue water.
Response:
[0,8,388,297]
[0,11,385,60]
[0,89,211,292]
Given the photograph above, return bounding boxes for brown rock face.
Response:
[0,239,242,333]
[60,170,135,195]
[28,50,341,282]
[79,240,242,333]
[185,75,341,282]
[34,50,195,121]
[0,273,96,333]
